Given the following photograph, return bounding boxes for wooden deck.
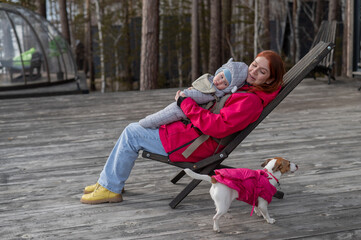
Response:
[1,77,361,240]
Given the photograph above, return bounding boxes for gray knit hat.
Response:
[216,58,248,93]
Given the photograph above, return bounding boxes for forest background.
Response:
[5,0,346,93]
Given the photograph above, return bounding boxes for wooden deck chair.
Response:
[309,20,337,84]
[142,41,335,209]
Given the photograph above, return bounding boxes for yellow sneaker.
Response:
[83,183,125,194]
[84,183,99,194]
[80,185,123,204]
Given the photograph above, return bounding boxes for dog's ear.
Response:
[261,158,273,167]
[272,161,282,172]
[272,159,291,173]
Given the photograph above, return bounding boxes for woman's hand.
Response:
[175,90,186,101]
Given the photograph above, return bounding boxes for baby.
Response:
[139,58,248,129]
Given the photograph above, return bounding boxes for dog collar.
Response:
[264,169,280,186]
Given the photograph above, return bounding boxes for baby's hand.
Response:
[175,90,186,101]
[174,90,186,101]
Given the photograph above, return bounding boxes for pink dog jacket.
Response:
[213,168,277,215]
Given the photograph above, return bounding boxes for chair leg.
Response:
[169,179,202,209]
[171,170,185,184]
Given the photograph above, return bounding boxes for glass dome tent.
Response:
[0,3,81,92]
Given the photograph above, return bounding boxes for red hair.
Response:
[251,50,285,93]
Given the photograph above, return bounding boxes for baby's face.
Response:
[213,72,229,90]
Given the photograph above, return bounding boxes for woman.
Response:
[80,50,285,204]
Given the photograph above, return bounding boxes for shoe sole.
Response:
[84,188,125,194]
[80,195,123,204]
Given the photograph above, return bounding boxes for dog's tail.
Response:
[184,168,212,183]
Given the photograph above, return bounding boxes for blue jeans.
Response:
[98,122,167,194]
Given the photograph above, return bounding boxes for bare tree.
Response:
[315,0,324,34]
[177,1,184,88]
[140,0,159,90]
[292,0,301,62]
[342,0,353,77]
[35,0,46,18]
[209,0,221,74]
[222,0,232,61]
[122,0,132,90]
[328,0,337,21]
[234,1,247,61]
[94,0,106,93]
[254,0,258,58]
[85,0,95,91]
[191,0,200,81]
[262,0,270,50]
[59,0,71,45]
[199,0,210,73]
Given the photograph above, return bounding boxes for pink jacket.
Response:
[159,85,280,162]
[213,168,277,215]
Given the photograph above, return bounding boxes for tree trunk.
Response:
[328,0,337,21]
[67,1,77,56]
[222,0,232,62]
[254,0,258,58]
[191,0,200,81]
[123,0,132,90]
[58,0,71,45]
[237,2,245,60]
[292,0,301,63]
[35,0,46,19]
[209,0,222,74]
[343,0,353,77]
[85,0,95,91]
[199,0,210,73]
[262,0,270,50]
[315,0,323,34]
[140,0,159,90]
[94,0,106,93]
[177,1,184,87]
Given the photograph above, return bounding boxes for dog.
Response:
[184,157,298,232]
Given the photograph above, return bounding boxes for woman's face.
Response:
[246,56,274,86]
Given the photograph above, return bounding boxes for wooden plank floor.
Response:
[1,77,361,240]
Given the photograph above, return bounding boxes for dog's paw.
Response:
[213,223,221,233]
[254,208,262,217]
[267,218,276,224]
[213,227,221,233]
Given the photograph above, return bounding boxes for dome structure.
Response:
[0,3,80,92]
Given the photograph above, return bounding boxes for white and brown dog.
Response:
[184,157,298,232]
